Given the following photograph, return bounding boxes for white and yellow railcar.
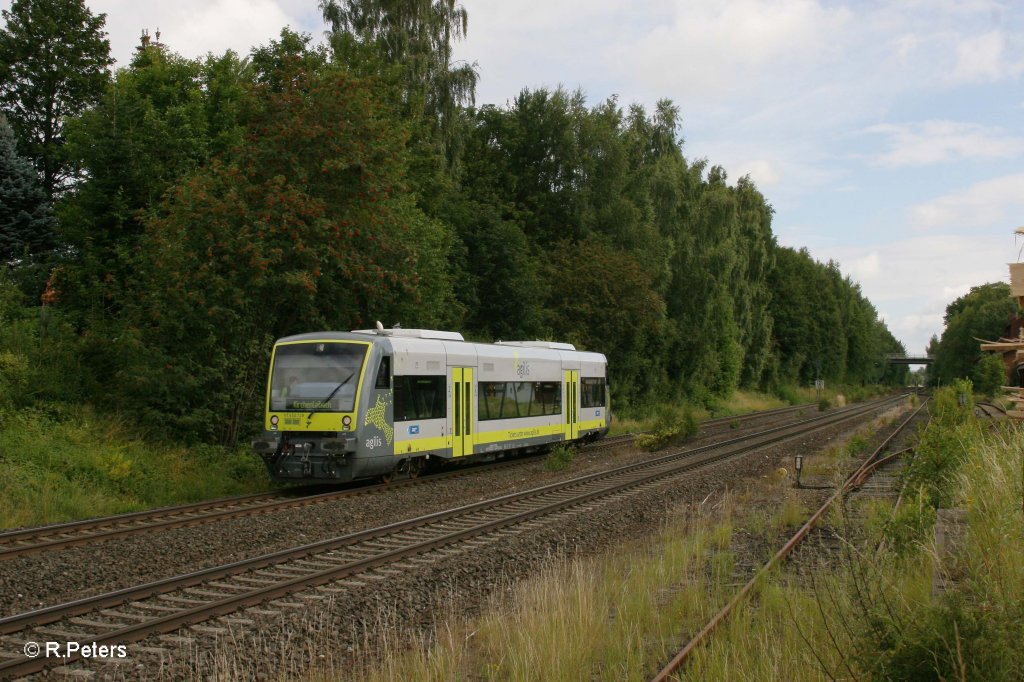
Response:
[252,326,609,483]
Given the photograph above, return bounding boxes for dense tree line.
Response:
[0,0,906,445]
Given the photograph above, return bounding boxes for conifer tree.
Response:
[0,115,55,262]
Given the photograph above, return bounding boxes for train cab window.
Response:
[394,375,446,421]
[374,356,391,389]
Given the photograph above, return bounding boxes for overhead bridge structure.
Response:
[885,353,934,365]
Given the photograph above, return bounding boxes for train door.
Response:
[563,370,579,441]
[450,367,475,457]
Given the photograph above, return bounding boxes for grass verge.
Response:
[611,389,792,438]
[0,403,271,529]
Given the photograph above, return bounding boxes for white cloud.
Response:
[863,120,1024,167]
[734,159,782,186]
[614,0,854,101]
[846,251,881,280]
[911,174,1024,230]
[813,233,1014,354]
[888,312,944,345]
[948,29,1024,83]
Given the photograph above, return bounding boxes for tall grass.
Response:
[691,387,1023,681]
[337,508,730,682]
[338,484,822,682]
[722,390,791,414]
[0,403,271,528]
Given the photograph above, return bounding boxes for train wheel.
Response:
[380,469,395,484]
[407,457,424,479]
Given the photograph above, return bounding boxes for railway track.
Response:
[0,461,524,562]
[0,402,814,561]
[652,397,926,680]
[586,401,815,452]
[975,400,1006,419]
[0,394,906,678]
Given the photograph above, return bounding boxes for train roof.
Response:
[275,331,374,344]
[497,340,576,351]
[351,327,465,341]
[273,329,605,366]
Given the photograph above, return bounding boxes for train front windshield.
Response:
[269,342,368,413]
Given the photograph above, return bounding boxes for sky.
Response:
[5,0,1023,355]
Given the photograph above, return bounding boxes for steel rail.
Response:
[975,401,1007,418]
[651,397,927,681]
[0,456,554,561]
[0,490,283,544]
[0,402,815,561]
[0,396,905,678]
[588,401,815,451]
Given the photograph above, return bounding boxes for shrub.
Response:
[635,404,698,451]
[881,486,936,556]
[847,435,868,456]
[860,413,1022,680]
[775,384,802,405]
[0,271,84,408]
[846,385,868,403]
[971,353,1005,397]
[544,445,575,472]
[901,382,981,509]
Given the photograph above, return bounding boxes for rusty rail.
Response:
[651,397,927,681]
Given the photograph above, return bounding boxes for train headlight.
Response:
[342,416,352,429]
[270,415,279,426]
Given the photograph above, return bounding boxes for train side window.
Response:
[374,356,391,389]
[394,375,446,421]
[479,381,562,420]
[581,378,606,408]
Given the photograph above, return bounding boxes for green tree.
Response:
[767,246,902,387]
[119,65,454,444]
[322,0,477,160]
[459,218,544,340]
[0,114,55,262]
[541,236,667,406]
[973,352,1006,396]
[932,282,1019,384]
[663,164,748,401]
[447,90,785,406]
[0,0,112,197]
[440,90,589,341]
[248,27,329,92]
[56,44,250,324]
